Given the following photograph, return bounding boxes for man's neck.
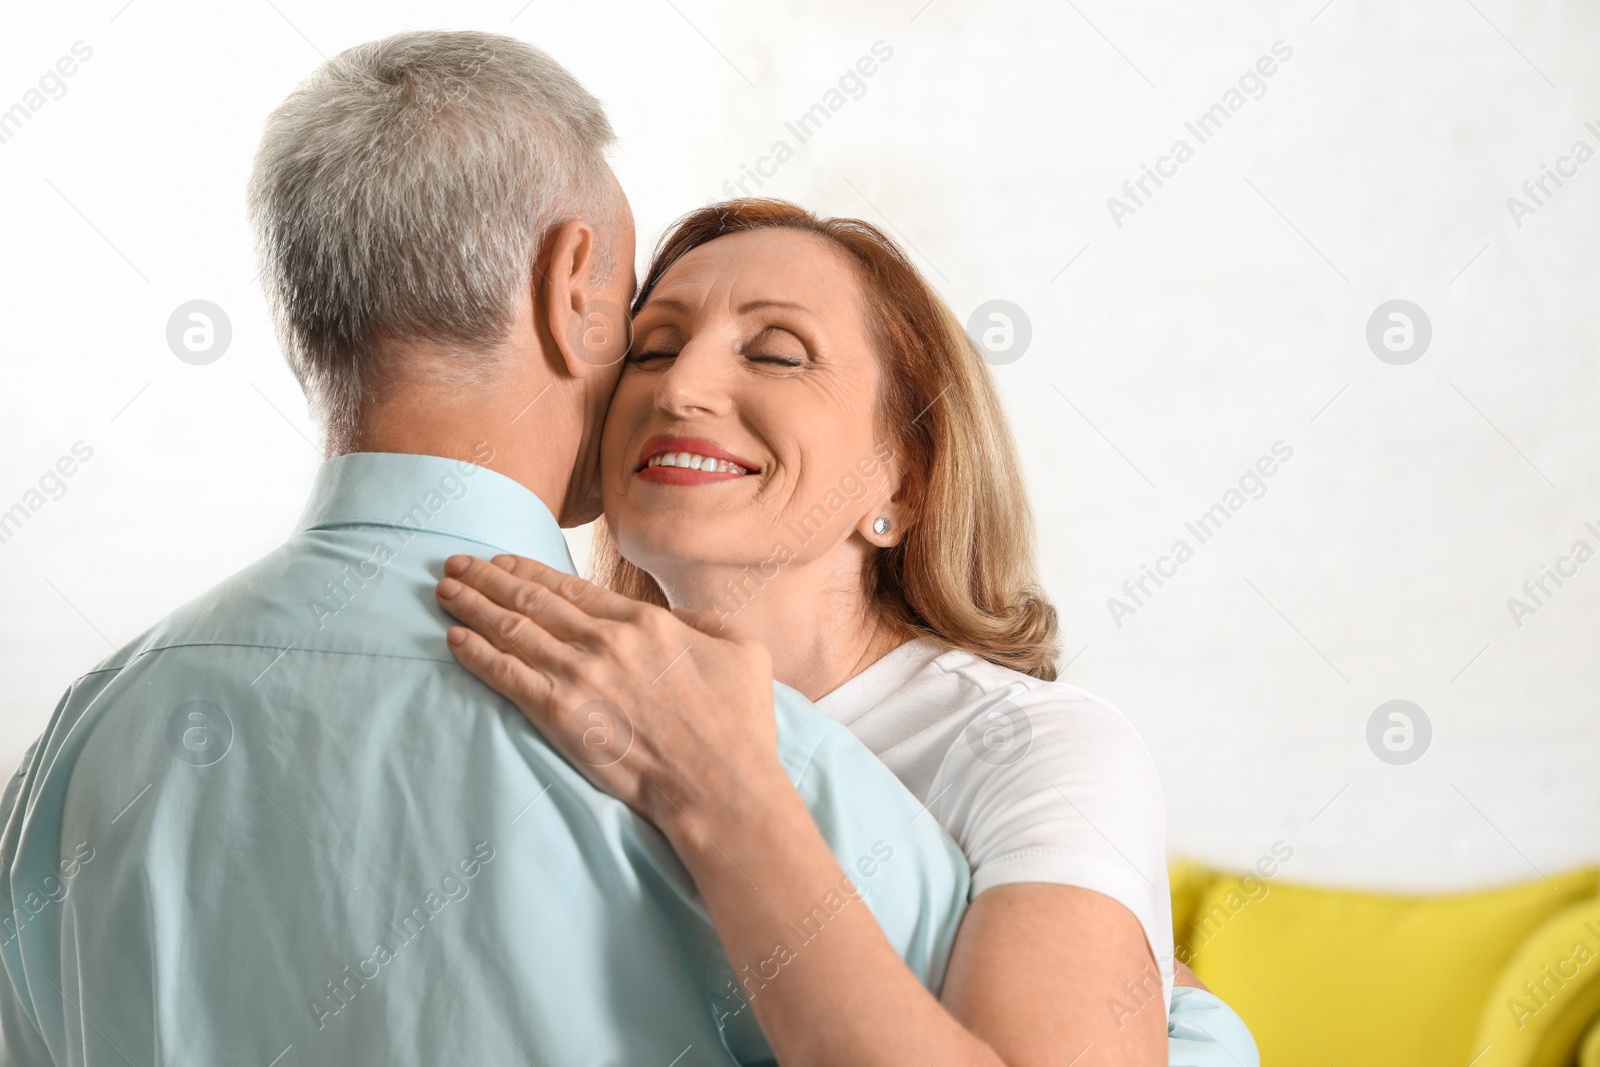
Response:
[343,379,576,523]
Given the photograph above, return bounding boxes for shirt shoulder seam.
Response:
[76,640,455,680]
[927,649,1120,712]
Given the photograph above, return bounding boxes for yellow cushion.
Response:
[1169,858,1218,963]
[1186,866,1599,1067]
[1472,892,1600,1067]
[1580,1013,1600,1067]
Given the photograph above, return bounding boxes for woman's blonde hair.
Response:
[592,198,1060,680]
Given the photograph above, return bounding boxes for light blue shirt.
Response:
[0,451,969,1066]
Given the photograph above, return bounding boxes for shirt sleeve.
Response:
[1,737,56,1066]
[774,684,971,988]
[704,685,974,1065]
[931,683,1175,1008]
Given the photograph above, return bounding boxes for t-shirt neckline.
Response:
[813,637,946,726]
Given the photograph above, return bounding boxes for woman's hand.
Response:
[434,553,788,835]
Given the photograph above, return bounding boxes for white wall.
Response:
[2,0,1595,893]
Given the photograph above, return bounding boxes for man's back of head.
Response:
[249,29,636,524]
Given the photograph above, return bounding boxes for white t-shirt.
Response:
[815,638,1174,1009]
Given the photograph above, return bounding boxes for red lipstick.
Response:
[635,435,758,486]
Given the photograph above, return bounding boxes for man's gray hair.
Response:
[247,30,617,441]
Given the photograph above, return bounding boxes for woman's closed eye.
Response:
[626,320,686,365]
[626,327,811,370]
[746,352,805,368]
[627,347,679,365]
[743,326,809,369]
[628,347,804,369]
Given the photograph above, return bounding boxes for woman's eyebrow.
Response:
[641,296,692,315]
[737,299,813,316]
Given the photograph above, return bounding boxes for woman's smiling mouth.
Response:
[635,435,759,485]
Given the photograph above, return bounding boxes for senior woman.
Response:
[434,199,1256,1065]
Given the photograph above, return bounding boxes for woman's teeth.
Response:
[645,452,748,474]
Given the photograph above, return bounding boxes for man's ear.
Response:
[536,219,627,375]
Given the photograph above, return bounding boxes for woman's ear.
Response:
[857,444,910,547]
[857,501,909,548]
[537,218,628,376]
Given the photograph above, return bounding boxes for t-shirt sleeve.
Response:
[933,685,1174,1006]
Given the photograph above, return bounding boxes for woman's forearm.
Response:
[661,772,1004,1067]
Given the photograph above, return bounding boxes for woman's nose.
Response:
[654,341,734,418]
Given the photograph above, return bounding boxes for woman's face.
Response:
[600,228,899,591]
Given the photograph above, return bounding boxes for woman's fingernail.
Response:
[492,555,517,571]
[445,556,471,577]
[438,578,461,599]
[447,626,468,646]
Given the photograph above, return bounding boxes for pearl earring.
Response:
[873,517,891,535]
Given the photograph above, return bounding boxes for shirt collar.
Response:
[294,451,576,574]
